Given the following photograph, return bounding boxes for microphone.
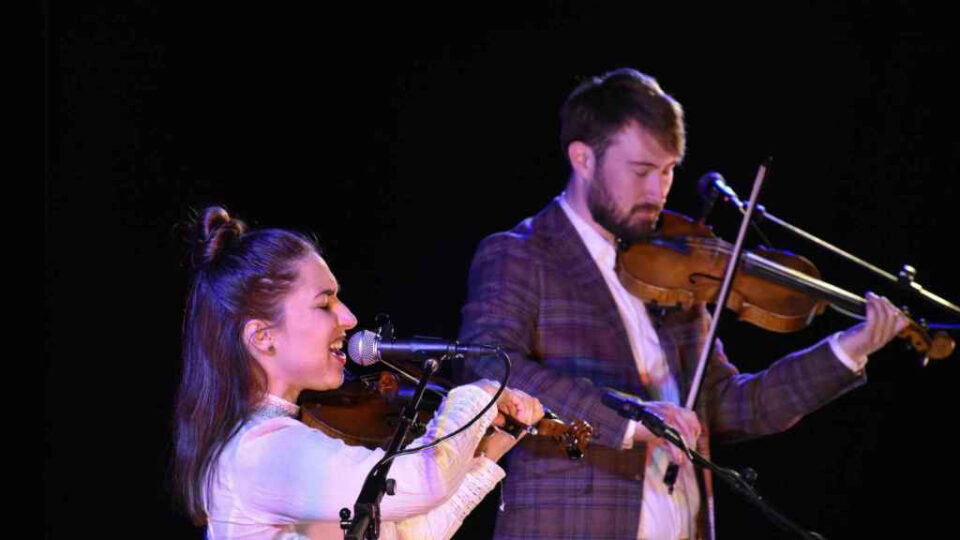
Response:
[602,390,681,492]
[697,172,719,221]
[698,171,744,210]
[600,390,668,437]
[347,330,497,366]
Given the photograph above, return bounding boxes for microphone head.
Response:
[347,330,380,366]
[697,171,724,201]
[601,389,638,409]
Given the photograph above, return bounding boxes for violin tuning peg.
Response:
[905,341,931,367]
[898,264,917,285]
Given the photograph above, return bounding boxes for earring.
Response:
[268,344,276,354]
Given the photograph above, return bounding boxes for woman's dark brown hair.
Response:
[173,206,315,524]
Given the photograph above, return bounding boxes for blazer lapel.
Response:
[650,306,689,402]
[535,200,647,398]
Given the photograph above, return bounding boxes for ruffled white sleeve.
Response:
[231,383,500,527]
[394,456,505,539]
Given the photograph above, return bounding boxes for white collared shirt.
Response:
[559,195,700,539]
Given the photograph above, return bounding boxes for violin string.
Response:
[828,303,866,321]
[745,254,866,309]
[651,234,868,314]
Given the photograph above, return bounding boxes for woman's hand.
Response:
[471,382,545,462]
[491,387,544,428]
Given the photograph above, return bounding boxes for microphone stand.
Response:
[624,407,827,540]
[340,356,441,540]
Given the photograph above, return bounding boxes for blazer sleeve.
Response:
[457,233,633,449]
[677,304,868,442]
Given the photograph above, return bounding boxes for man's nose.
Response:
[642,174,666,201]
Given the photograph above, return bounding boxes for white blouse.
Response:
[206,384,505,539]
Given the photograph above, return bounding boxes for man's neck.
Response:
[562,181,616,246]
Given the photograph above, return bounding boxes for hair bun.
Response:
[193,206,247,268]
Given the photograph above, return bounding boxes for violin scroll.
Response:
[503,411,593,461]
[900,321,955,364]
[536,413,593,461]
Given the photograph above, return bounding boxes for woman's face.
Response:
[268,252,357,399]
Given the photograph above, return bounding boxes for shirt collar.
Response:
[558,193,617,271]
[260,393,300,418]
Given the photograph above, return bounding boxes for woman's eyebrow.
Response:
[314,287,337,298]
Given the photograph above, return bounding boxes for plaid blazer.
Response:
[457,199,865,539]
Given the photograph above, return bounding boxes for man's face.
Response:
[586,122,678,242]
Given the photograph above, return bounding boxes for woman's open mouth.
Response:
[330,340,347,365]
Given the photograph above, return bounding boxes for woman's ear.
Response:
[243,319,275,357]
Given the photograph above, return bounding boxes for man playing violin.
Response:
[456,68,906,539]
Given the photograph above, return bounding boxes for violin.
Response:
[615,210,955,361]
[299,368,594,460]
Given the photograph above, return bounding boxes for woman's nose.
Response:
[337,303,358,330]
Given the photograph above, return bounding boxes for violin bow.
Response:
[684,158,771,410]
[659,159,771,491]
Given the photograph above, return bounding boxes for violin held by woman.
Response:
[172,206,544,540]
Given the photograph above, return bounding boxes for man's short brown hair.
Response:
[560,68,685,160]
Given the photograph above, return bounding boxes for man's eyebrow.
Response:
[628,160,676,168]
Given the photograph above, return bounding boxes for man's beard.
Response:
[586,168,661,244]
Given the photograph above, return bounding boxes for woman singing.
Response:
[173,206,542,539]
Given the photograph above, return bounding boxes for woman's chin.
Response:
[322,370,346,391]
[302,370,345,393]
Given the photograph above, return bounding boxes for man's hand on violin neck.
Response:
[634,401,701,465]
[837,292,909,360]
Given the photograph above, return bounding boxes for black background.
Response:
[45,2,959,538]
